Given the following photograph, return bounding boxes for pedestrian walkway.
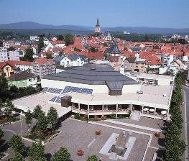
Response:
[105,120,161,133]
[130,111,141,121]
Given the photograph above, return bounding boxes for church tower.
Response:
[95,18,101,33]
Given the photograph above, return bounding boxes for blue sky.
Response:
[0,0,188,28]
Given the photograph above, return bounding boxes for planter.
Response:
[77,149,84,156]
[95,130,101,135]
[154,132,160,137]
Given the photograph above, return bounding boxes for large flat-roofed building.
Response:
[38,63,173,120]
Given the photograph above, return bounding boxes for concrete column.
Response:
[130,104,133,111]
[141,105,144,114]
[116,104,118,118]
[102,105,104,117]
[102,105,104,111]
[87,104,89,120]
[78,103,80,114]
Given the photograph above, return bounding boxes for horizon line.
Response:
[0,21,189,29]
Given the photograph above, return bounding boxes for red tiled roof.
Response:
[34,58,53,65]
[140,51,161,65]
[0,61,16,70]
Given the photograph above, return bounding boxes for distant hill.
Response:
[0,21,189,34]
[0,21,93,31]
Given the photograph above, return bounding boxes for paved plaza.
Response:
[1,116,164,161]
[44,118,163,161]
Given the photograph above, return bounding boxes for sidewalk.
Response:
[105,120,162,133]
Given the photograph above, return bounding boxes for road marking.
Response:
[87,138,96,148]
[184,90,189,161]
[88,121,153,161]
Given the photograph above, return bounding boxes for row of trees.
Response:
[164,72,186,161]
[9,134,99,161]
[0,76,40,102]
[25,105,58,140]
[9,134,69,161]
[57,33,74,46]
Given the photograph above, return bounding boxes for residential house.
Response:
[59,53,88,68]
[125,57,146,73]
[9,71,38,88]
[0,47,20,62]
[33,58,56,78]
[0,61,15,78]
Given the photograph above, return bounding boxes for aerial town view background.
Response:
[0,0,189,161]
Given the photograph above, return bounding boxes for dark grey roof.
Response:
[105,43,121,55]
[131,47,141,52]
[9,71,36,81]
[43,63,138,86]
[106,81,124,90]
[126,57,136,63]
[53,55,65,64]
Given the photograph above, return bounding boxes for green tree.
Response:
[57,35,64,41]
[0,76,9,100]
[11,152,24,161]
[25,110,33,126]
[47,107,58,130]
[0,128,4,140]
[5,99,14,116]
[38,35,45,53]
[46,53,53,59]
[9,135,25,155]
[87,155,99,161]
[33,105,43,119]
[64,34,74,46]
[51,147,71,161]
[29,142,46,161]
[23,48,34,62]
[36,112,48,131]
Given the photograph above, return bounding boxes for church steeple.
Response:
[96,18,100,27]
[95,18,101,33]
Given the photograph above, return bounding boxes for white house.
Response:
[59,54,88,68]
[0,48,20,62]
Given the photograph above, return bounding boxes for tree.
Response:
[144,34,149,42]
[29,142,46,161]
[33,105,43,119]
[0,76,9,101]
[11,152,24,161]
[0,128,4,140]
[23,48,34,62]
[5,99,14,116]
[7,46,16,51]
[57,35,64,41]
[9,135,25,155]
[64,34,74,46]
[47,107,58,130]
[36,112,48,131]
[25,110,33,126]
[38,35,45,53]
[9,85,19,99]
[51,147,71,161]
[46,53,53,59]
[87,155,99,161]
